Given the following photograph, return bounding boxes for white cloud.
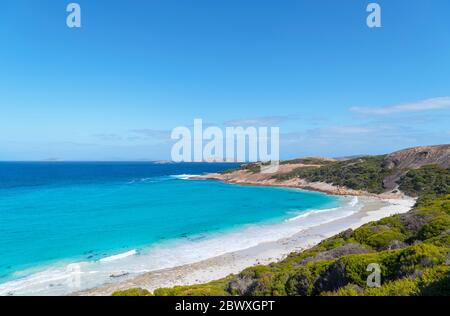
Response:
[350,97,450,115]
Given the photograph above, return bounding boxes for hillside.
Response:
[383,145,450,191]
[208,144,450,197]
[113,145,450,296]
[383,145,450,170]
[275,155,391,194]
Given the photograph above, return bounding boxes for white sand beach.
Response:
[78,194,415,296]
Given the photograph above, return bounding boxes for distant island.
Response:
[109,144,450,296]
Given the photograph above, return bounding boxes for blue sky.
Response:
[0,0,449,160]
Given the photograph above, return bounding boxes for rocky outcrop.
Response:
[382,145,450,190]
[399,211,433,234]
[226,275,258,296]
[313,260,349,294]
[286,273,311,296]
[383,145,450,170]
[382,239,409,250]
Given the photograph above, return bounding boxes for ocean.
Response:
[0,162,352,295]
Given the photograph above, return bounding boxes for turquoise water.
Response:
[0,162,340,290]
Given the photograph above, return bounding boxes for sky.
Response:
[0,0,449,161]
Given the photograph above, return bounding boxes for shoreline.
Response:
[192,171,406,199]
[77,181,415,296]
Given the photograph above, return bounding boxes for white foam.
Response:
[170,174,200,180]
[349,196,359,207]
[286,207,340,221]
[287,196,359,222]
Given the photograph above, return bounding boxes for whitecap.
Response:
[170,174,200,180]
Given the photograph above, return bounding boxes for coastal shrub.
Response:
[226,263,296,296]
[275,160,449,197]
[112,288,152,296]
[419,266,450,296]
[275,252,313,270]
[285,267,315,296]
[285,260,333,296]
[424,232,450,248]
[416,194,450,215]
[364,278,419,296]
[398,165,450,197]
[351,223,406,250]
[377,216,405,233]
[280,158,334,166]
[418,216,450,240]
[226,265,279,296]
[364,266,450,296]
[221,163,254,174]
[365,230,406,250]
[351,225,374,245]
[153,278,231,296]
[338,253,391,286]
[395,244,447,277]
[305,260,334,276]
[274,155,392,193]
[321,284,363,296]
[314,237,349,252]
[274,166,317,181]
[324,266,450,296]
[265,271,292,296]
[313,260,350,293]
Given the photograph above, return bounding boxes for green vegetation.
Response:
[112,288,152,296]
[112,278,232,297]
[153,277,233,296]
[275,156,392,194]
[274,156,449,197]
[398,165,450,197]
[280,158,334,166]
[221,163,259,174]
[222,161,280,174]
